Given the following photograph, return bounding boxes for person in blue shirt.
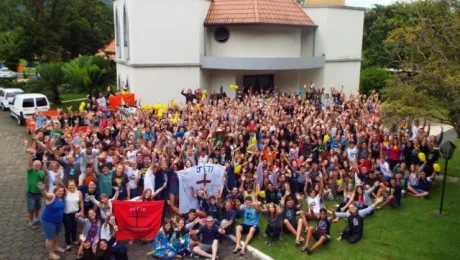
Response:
[189,216,225,260]
[233,196,262,256]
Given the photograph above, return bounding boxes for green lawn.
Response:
[249,183,460,260]
[439,139,460,178]
[60,92,86,101]
[50,100,82,110]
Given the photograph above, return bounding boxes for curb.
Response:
[227,235,274,260]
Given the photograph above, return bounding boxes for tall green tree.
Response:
[0,0,114,70]
[27,62,67,105]
[381,0,460,137]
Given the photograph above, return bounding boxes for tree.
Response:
[0,0,114,68]
[362,4,411,69]
[359,67,390,95]
[27,62,67,105]
[62,56,110,96]
[381,0,460,137]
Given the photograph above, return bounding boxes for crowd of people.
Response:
[24,83,444,260]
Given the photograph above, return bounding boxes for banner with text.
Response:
[177,164,225,213]
[113,200,164,240]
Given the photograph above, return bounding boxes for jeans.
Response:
[342,227,362,244]
[63,213,78,245]
[265,225,282,239]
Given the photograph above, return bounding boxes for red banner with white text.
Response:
[112,200,164,240]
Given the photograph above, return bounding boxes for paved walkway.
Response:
[0,112,258,260]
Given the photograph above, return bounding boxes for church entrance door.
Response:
[243,74,274,93]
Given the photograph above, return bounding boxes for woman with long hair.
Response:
[90,191,119,220]
[63,180,84,251]
[147,218,178,259]
[172,218,192,258]
[77,209,102,245]
[100,215,129,260]
[38,183,66,260]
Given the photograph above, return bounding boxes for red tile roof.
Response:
[205,0,316,27]
[96,40,115,60]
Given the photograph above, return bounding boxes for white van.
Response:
[9,93,50,125]
[0,88,24,110]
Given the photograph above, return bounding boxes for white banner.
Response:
[177,164,225,213]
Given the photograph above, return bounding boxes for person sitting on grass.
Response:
[376,177,402,210]
[280,194,306,245]
[261,202,283,244]
[332,197,384,244]
[302,208,332,255]
[407,169,434,199]
[189,215,224,260]
[233,196,262,256]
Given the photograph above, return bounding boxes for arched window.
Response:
[123,6,130,60]
[115,10,121,58]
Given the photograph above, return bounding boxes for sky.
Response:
[346,0,398,8]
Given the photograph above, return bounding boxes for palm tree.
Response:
[27,62,67,104]
[62,55,110,97]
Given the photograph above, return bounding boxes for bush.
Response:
[359,67,391,95]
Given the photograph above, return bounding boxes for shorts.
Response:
[241,224,259,236]
[415,188,426,194]
[313,231,330,244]
[282,220,297,233]
[41,220,62,239]
[199,243,212,253]
[26,193,42,213]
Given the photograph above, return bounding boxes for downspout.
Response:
[312,28,316,57]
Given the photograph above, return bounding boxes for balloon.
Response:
[418,152,426,162]
[202,93,207,99]
[172,100,177,106]
[433,163,441,172]
[172,117,178,124]
[163,104,168,111]
[258,191,266,199]
[157,110,163,118]
[250,136,257,145]
[153,103,161,110]
[324,134,330,143]
[79,102,86,112]
[229,84,238,90]
[297,89,304,95]
[234,165,242,174]
[196,104,201,111]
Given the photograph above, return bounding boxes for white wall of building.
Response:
[304,7,364,60]
[324,62,361,94]
[115,0,210,65]
[207,26,305,58]
[117,63,204,105]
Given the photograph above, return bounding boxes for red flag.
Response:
[112,200,164,240]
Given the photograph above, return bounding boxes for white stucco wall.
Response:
[324,62,361,95]
[117,63,205,105]
[116,0,210,65]
[303,7,364,60]
[206,70,237,98]
[207,26,304,58]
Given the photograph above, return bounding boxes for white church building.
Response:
[113,0,365,104]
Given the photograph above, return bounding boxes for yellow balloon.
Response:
[234,165,242,174]
[324,134,330,143]
[433,163,441,172]
[163,104,168,111]
[172,100,177,106]
[172,117,178,124]
[418,152,426,162]
[196,104,201,111]
[157,110,163,118]
[250,136,257,145]
[153,103,161,110]
[258,191,266,199]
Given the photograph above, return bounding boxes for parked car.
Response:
[0,88,24,110]
[9,93,50,125]
[0,67,18,78]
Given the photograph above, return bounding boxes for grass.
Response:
[248,183,460,260]
[439,139,460,178]
[60,92,86,101]
[50,100,82,110]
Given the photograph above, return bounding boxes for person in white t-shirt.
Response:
[346,141,358,164]
[126,144,139,161]
[125,160,140,198]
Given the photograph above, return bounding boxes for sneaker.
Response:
[33,219,41,225]
[306,248,312,255]
[265,241,271,246]
[28,221,37,228]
